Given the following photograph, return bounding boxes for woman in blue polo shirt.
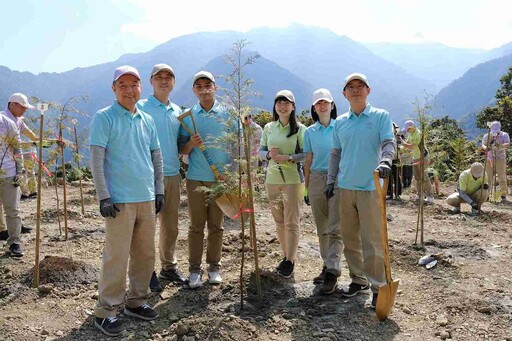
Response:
[259,90,306,278]
[303,88,342,294]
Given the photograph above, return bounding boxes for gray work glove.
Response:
[100,198,120,218]
[155,194,165,214]
[376,161,392,178]
[324,183,335,199]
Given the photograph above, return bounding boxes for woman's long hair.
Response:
[311,102,337,122]
[273,97,298,138]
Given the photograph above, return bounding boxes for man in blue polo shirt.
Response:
[325,73,395,309]
[179,71,234,289]
[138,63,187,292]
[90,65,164,337]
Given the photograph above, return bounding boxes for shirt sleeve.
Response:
[458,172,468,192]
[89,112,110,148]
[303,129,312,153]
[260,123,269,148]
[379,111,394,141]
[297,124,306,149]
[332,120,341,150]
[149,117,160,151]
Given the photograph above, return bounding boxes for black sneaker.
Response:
[159,268,187,284]
[278,260,294,279]
[276,257,286,272]
[370,293,378,309]
[0,230,8,241]
[124,303,159,321]
[21,225,33,234]
[341,282,370,297]
[149,271,163,292]
[9,243,24,257]
[319,272,337,295]
[313,266,326,284]
[95,316,125,337]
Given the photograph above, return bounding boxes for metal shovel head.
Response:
[376,278,400,321]
[215,193,249,221]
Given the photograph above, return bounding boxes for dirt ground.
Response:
[1,179,512,341]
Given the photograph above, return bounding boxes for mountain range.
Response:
[0,24,510,136]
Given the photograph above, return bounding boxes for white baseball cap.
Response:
[312,88,333,105]
[470,162,484,178]
[490,121,501,134]
[274,90,295,103]
[8,93,35,109]
[151,63,175,78]
[344,73,370,89]
[113,65,141,82]
[193,71,215,84]
[402,120,415,132]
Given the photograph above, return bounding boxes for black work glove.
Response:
[376,161,392,178]
[324,183,335,199]
[100,198,120,218]
[483,183,489,190]
[304,187,310,206]
[470,202,479,210]
[155,194,165,214]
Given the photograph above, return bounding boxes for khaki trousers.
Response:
[159,175,181,271]
[95,201,156,318]
[339,189,386,293]
[0,177,21,246]
[413,162,433,197]
[446,189,489,208]
[486,159,508,197]
[186,180,224,273]
[309,173,342,275]
[0,202,6,231]
[266,183,303,263]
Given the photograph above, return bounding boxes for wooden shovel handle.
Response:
[373,171,393,284]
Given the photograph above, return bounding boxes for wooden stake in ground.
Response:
[479,123,492,213]
[73,123,85,215]
[58,123,69,240]
[34,103,48,287]
[415,133,426,246]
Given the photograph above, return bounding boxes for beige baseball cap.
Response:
[8,93,35,109]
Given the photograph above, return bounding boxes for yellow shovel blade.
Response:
[376,279,400,321]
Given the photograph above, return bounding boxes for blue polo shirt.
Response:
[179,100,234,182]
[332,103,393,191]
[137,95,182,176]
[89,101,160,204]
[303,119,336,173]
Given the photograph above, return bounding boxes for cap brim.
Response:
[25,103,36,110]
[313,97,333,105]
[115,71,140,81]
[152,68,175,77]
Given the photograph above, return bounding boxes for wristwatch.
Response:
[288,155,293,162]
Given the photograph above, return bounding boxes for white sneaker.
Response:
[208,271,222,285]
[450,207,461,214]
[188,272,202,289]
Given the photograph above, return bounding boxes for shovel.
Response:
[178,110,245,220]
[373,170,400,321]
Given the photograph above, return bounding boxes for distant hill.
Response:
[435,54,512,120]
[365,42,488,91]
[0,24,464,134]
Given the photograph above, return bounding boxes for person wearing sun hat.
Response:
[446,162,489,215]
[481,121,510,201]
[259,89,307,279]
[401,119,435,204]
[325,72,395,309]
[90,65,163,336]
[303,88,342,293]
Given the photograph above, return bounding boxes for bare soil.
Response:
[1,181,512,341]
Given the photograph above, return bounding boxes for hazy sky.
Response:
[2,0,511,74]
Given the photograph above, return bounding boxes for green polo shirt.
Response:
[261,120,306,184]
[459,169,488,195]
[406,128,422,159]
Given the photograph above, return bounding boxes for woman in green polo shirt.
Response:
[259,90,306,278]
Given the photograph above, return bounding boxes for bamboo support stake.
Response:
[54,168,62,235]
[59,124,69,240]
[479,124,492,213]
[34,104,47,287]
[74,124,85,215]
